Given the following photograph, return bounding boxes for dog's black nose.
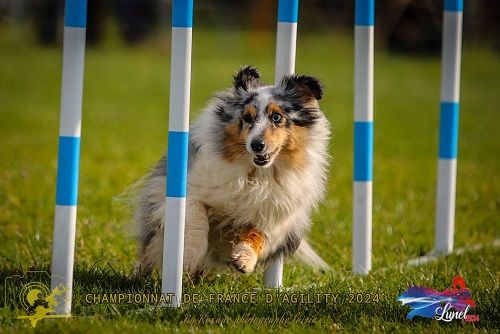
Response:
[251,139,265,153]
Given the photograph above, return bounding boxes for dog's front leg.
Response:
[183,199,209,275]
[231,228,265,274]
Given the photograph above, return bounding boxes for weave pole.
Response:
[161,0,193,307]
[435,0,463,255]
[263,0,299,288]
[352,0,374,275]
[50,0,87,314]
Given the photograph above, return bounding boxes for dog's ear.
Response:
[233,66,261,92]
[279,75,324,101]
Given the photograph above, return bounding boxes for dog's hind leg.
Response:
[134,224,164,275]
[183,198,209,275]
[133,173,167,275]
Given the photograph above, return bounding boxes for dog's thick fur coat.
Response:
[135,66,330,276]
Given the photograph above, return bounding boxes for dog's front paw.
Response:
[183,239,208,275]
[230,243,257,273]
[183,254,200,275]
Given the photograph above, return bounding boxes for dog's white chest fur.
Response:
[187,150,303,232]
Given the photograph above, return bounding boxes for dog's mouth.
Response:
[253,153,271,166]
[252,149,278,167]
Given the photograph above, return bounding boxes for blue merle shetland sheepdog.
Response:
[134,66,330,276]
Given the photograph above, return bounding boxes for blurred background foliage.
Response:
[0,0,499,52]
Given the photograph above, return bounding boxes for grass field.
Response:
[1,25,499,333]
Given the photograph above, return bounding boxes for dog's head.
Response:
[216,66,324,169]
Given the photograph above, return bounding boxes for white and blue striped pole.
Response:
[161,0,193,307]
[435,0,463,255]
[50,0,87,314]
[264,0,299,289]
[353,0,374,275]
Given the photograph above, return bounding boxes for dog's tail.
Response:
[294,240,330,271]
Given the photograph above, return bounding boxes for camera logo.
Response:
[4,271,70,328]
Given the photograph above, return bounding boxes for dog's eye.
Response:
[271,113,282,123]
[242,114,253,123]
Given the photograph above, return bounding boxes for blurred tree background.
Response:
[0,0,498,52]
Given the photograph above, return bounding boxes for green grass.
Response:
[0,25,499,333]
